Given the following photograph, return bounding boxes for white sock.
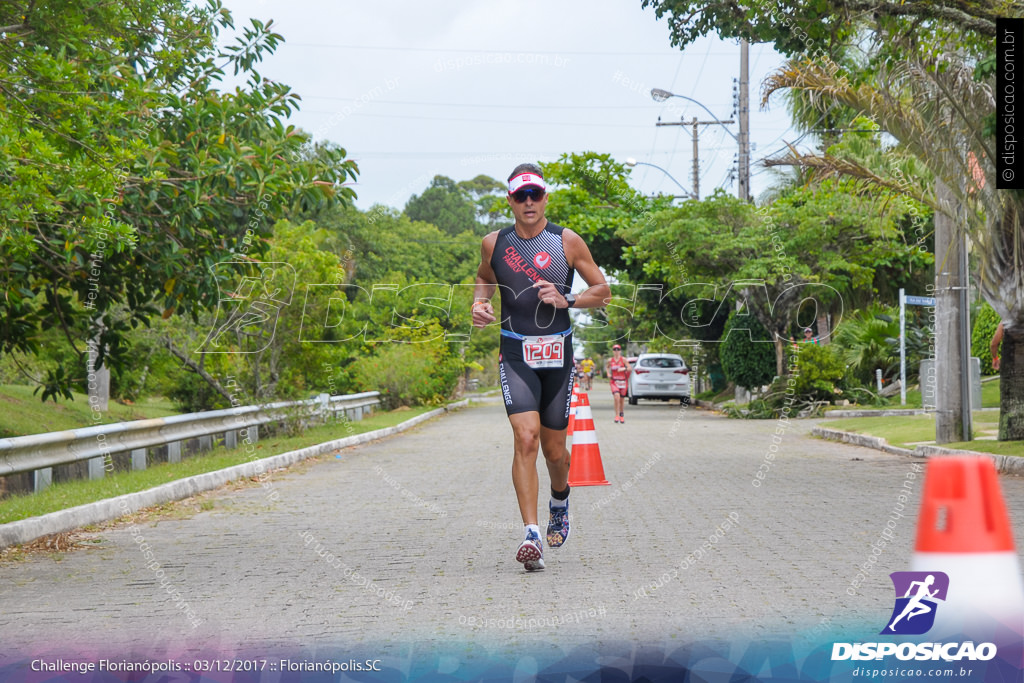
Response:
[550,496,568,509]
[525,524,540,539]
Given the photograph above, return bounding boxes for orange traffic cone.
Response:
[567,382,579,436]
[567,390,609,486]
[912,456,1024,635]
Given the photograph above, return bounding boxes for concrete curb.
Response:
[0,401,467,549]
[811,426,1024,476]
[823,407,998,418]
[823,409,930,418]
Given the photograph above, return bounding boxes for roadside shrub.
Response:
[791,343,846,402]
[355,338,462,409]
[971,301,1001,376]
[833,305,898,385]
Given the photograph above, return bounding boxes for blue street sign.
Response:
[904,295,936,306]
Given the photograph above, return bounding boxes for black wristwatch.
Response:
[564,292,577,308]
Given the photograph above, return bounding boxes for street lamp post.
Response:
[651,87,750,202]
[624,158,695,199]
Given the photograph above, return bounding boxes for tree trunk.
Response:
[816,313,830,344]
[774,335,785,377]
[999,324,1024,440]
[88,328,110,412]
[164,337,235,405]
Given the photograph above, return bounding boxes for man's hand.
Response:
[533,280,569,308]
[472,301,496,328]
[993,355,1000,371]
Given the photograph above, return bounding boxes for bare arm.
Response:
[991,322,1004,369]
[472,232,499,328]
[991,322,1004,371]
[563,229,610,308]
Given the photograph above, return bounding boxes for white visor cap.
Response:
[508,173,547,194]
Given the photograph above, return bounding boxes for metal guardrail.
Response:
[0,392,380,491]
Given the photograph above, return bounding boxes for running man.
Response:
[606,344,632,423]
[888,574,940,631]
[472,163,610,571]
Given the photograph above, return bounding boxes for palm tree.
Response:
[762,47,1024,440]
[834,306,899,385]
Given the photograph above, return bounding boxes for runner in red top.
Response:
[606,344,633,423]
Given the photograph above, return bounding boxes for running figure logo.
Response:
[881,571,949,635]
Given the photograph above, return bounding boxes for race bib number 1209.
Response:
[522,335,564,369]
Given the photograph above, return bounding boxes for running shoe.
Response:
[547,500,570,548]
[516,530,545,571]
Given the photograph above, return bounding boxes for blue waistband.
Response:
[500,327,573,341]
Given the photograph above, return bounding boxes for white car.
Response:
[628,353,690,405]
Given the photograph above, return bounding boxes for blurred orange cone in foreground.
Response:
[567,389,609,486]
[912,456,1024,635]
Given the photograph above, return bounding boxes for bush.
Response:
[165,371,230,413]
[972,301,1001,375]
[721,343,844,418]
[791,343,846,402]
[720,310,776,391]
[354,340,462,409]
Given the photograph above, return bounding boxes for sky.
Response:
[219,0,804,211]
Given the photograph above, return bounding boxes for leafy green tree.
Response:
[720,309,776,391]
[0,0,357,401]
[621,181,928,376]
[543,152,672,276]
[757,14,1024,437]
[639,0,1003,57]
[457,175,508,231]
[405,175,481,237]
[320,205,478,285]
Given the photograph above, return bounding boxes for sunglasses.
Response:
[510,188,545,203]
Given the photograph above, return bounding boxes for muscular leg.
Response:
[509,411,542,525]
[540,425,570,493]
[508,413,571,526]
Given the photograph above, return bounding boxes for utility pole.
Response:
[656,117,734,201]
[691,117,700,200]
[738,39,751,202]
[934,179,970,443]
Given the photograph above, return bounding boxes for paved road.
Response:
[1,385,1023,664]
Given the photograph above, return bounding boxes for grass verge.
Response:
[0,385,179,438]
[826,378,1000,411]
[0,405,435,524]
[819,410,1024,457]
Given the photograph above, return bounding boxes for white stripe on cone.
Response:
[571,431,598,445]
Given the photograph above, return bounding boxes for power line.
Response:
[301,96,677,110]
[302,110,655,128]
[284,42,740,56]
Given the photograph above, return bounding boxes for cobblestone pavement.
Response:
[1,385,1022,663]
